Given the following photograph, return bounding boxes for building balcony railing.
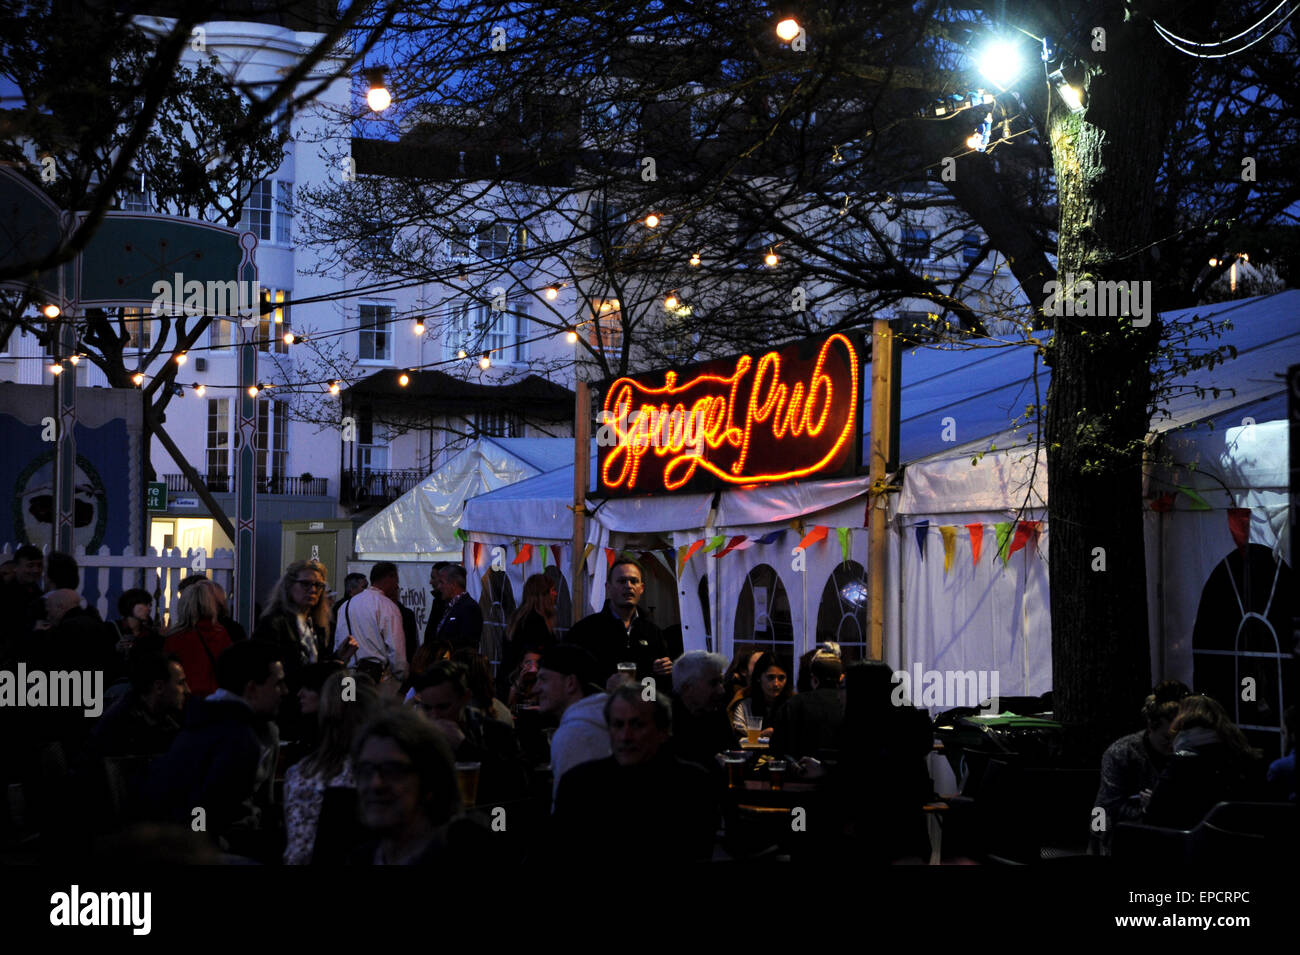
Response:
[341,468,425,509]
[163,473,329,496]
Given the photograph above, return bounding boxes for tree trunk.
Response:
[1044,2,1199,762]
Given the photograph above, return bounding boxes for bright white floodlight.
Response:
[976,40,1024,90]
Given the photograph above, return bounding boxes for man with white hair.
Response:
[669,650,734,773]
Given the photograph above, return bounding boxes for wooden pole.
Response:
[572,378,590,618]
[867,318,895,661]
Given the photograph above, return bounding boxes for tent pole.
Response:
[572,378,589,616]
[868,318,896,661]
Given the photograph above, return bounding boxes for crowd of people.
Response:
[1,546,1294,865]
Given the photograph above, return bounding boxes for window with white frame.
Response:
[445,299,529,363]
[255,398,289,486]
[121,306,152,350]
[275,182,293,245]
[259,289,289,354]
[209,316,232,350]
[588,298,623,353]
[358,303,393,362]
[474,409,522,438]
[446,221,518,262]
[239,180,273,240]
[356,406,388,472]
[206,398,231,487]
[361,220,395,259]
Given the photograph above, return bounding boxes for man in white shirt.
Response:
[334,562,408,687]
[536,643,611,809]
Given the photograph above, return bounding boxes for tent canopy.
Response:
[354,437,579,560]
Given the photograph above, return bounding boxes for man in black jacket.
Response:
[147,641,286,860]
[669,650,734,774]
[431,565,482,652]
[567,557,671,685]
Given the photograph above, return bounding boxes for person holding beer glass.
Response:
[728,652,792,744]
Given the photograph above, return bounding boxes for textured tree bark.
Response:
[1043,1,1203,761]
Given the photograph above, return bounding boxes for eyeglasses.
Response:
[294,580,326,591]
[356,760,417,782]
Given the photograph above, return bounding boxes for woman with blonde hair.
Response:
[282,670,382,864]
[1144,694,1267,828]
[162,578,231,698]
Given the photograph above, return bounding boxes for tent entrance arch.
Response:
[733,563,794,661]
[816,560,869,663]
[1191,543,1295,757]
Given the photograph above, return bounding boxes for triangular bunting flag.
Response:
[472,541,483,568]
[551,545,561,570]
[604,547,616,569]
[703,535,727,553]
[512,543,532,565]
[994,522,1014,564]
[837,527,851,564]
[580,542,596,568]
[678,539,706,573]
[453,528,467,542]
[1227,508,1251,552]
[796,525,829,550]
[966,524,983,566]
[1008,520,1039,558]
[713,535,749,559]
[915,520,929,560]
[1177,485,1213,511]
[756,529,785,546]
[940,526,957,575]
[1149,492,1176,512]
[539,544,549,568]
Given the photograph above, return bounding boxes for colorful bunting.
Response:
[1008,520,1039,558]
[539,544,549,568]
[1177,485,1213,511]
[472,541,483,568]
[940,525,956,575]
[837,527,851,564]
[512,543,532,565]
[796,525,829,550]
[966,524,983,566]
[453,528,467,542]
[551,545,561,570]
[713,535,749,559]
[678,539,706,573]
[994,522,1014,564]
[1227,508,1251,552]
[756,529,786,546]
[703,535,727,553]
[915,520,930,560]
[580,542,596,568]
[604,547,616,569]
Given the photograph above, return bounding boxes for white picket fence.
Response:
[1,543,235,626]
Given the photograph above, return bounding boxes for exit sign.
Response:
[146,482,167,511]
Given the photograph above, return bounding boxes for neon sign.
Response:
[597,332,861,496]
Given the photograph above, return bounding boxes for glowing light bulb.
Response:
[175,352,187,365]
[50,362,63,375]
[413,320,425,335]
[248,384,259,398]
[398,372,409,386]
[644,213,660,228]
[283,331,296,345]
[195,383,206,397]
[545,286,559,301]
[132,372,145,386]
[664,295,679,310]
[479,353,491,370]
[43,303,61,319]
[68,354,80,365]
[764,250,779,267]
[457,348,468,359]
[565,328,578,344]
[1209,258,1219,267]
[776,18,801,42]
[366,83,391,112]
[689,253,701,267]
[329,380,341,395]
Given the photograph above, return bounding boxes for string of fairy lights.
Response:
[25,15,1108,398]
